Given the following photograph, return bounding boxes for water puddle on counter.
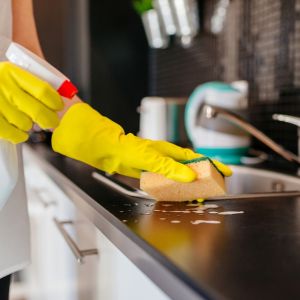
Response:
[191,220,221,225]
[120,200,245,226]
[203,204,219,209]
[218,211,244,215]
[192,210,205,214]
[170,220,181,224]
[151,202,245,226]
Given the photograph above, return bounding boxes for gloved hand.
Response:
[0,62,63,144]
[52,103,232,182]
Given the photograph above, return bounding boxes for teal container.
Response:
[195,147,249,165]
[185,81,250,165]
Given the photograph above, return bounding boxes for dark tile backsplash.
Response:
[149,0,300,154]
[149,34,220,97]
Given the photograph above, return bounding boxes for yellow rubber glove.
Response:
[52,103,232,182]
[0,62,63,144]
[207,159,232,177]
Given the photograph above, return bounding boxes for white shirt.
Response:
[0,0,30,278]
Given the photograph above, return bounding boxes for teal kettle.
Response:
[185,81,250,164]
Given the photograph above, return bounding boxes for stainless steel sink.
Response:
[92,166,300,201]
[227,165,300,194]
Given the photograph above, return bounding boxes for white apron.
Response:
[0,0,30,279]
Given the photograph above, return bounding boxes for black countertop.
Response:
[25,143,300,300]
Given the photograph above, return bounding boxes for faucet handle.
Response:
[273,114,300,127]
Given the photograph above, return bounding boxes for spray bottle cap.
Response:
[5,41,78,99]
[57,80,78,99]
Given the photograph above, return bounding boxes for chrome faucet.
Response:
[273,114,300,157]
[201,104,300,166]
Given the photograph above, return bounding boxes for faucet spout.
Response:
[202,104,300,166]
[272,114,300,127]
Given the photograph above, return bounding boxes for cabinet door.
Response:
[16,162,79,300]
[70,211,171,300]
[13,150,170,300]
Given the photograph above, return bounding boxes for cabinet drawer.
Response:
[22,147,170,300]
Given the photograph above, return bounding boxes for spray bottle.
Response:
[0,36,78,209]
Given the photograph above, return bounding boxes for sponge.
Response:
[140,157,226,201]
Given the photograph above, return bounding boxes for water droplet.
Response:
[119,210,124,213]
[122,220,127,223]
[160,218,166,221]
[193,210,204,214]
[190,220,220,225]
[203,204,219,209]
[218,211,244,215]
[171,220,181,224]
[198,206,208,211]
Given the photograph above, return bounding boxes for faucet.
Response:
[201,104,300,166]
[273,114,300,156]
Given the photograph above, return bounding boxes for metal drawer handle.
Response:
[53,218,98,264]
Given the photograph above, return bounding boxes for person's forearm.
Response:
[57,95,82,119]
[12,0,82,122]
[12,0,43,57]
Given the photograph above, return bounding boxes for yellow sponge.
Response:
[140,157,226,201]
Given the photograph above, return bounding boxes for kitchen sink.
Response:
[227,165,300,194]
[92,166,300,201]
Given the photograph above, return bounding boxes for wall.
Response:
[89,0,148,133]
[150,0,300,154]
[34,0,147,133]
[33,0,90,100]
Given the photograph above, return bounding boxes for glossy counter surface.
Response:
[25,144,300,300]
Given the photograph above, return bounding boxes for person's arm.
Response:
[9,0,232,181]
[12,0,43,57]
[0,0,64,143]
[12,0,81,117]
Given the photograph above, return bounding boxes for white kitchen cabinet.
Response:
[10,148,170,300]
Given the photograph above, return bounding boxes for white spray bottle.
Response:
[0,36,78,210]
